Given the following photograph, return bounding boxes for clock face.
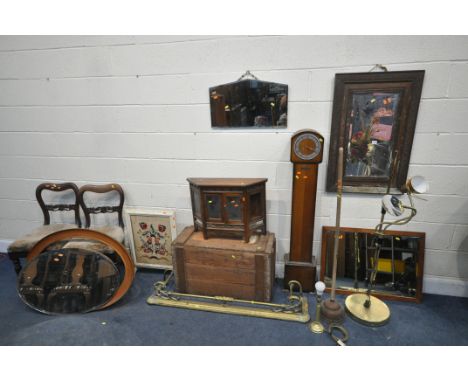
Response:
[293,133,322,161]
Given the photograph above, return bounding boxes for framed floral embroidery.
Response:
[326,71,424,194]
[124,208,176,269]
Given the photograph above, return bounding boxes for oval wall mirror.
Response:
[18,228,135,314]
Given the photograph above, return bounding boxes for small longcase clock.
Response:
[284,129,324,292]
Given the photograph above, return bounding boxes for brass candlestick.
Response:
[309,281,326,334]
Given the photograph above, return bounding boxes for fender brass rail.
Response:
[147,272,310,323]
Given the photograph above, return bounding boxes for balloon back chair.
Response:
[7,182,81,274]
[62,184,126,255]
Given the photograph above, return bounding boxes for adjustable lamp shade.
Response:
[382,195,404,217]
[315,281,326,297]
[405,176,429,194]
[383,176,428,217]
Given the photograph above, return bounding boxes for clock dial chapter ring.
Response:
[294,133,322,161]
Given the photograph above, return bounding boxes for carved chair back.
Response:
[36,182,81,227]
[79,184,125,229]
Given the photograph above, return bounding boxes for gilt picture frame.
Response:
[326,71,425,194]
[124,208,176,270]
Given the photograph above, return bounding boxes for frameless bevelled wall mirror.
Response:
[320,226,425,303]
[209,72,288,128]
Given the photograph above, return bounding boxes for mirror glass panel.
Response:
[18,248,120,314]
[206,194,222,220]
[250,192,262,219]
[192,188,201,217]
[321,227,424,301]
[225,195,243,221]
[210,79,288,128]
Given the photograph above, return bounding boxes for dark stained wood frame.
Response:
[320,226,425,303]
[326,71,425,194]
[79,184,125,229]
[27,228,135,309]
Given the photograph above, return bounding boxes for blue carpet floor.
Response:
[1,253,467,346]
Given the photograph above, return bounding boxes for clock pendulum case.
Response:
[284,130,324,292]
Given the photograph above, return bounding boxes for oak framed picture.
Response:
[124,208,176,269]
[326,70,425,194]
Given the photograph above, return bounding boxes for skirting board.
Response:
[423,275,468,298]
[276,262,468,298]
[0,239,12,253]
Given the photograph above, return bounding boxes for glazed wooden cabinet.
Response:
[172,226,276,301]
[187,178,267,242]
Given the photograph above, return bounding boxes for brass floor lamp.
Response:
[345,176,428,326]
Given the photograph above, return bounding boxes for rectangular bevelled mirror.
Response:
[320,226,425,302]
[209,78,288,128]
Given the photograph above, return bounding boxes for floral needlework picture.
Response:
[125,210,176,269]
[136,221,170,260]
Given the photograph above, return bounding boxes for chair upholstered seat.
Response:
[7,182,82,274]
[93,225,125,243]
[8,223,79,253]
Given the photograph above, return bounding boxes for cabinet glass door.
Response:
[205,194,222,221]
[191,188,201,217]
[249,192,262,219]
[225,194,243,222]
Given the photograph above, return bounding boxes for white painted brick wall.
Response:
[0,35,467,296]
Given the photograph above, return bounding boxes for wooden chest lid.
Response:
[174,226,275,254]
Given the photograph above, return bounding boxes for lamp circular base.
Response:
[309,321,324,334]
[345,293,390,326]
[321,299,345,323]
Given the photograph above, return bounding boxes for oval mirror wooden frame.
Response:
[27,228,135,309]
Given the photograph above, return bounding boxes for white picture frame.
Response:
[124,207,176,270]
